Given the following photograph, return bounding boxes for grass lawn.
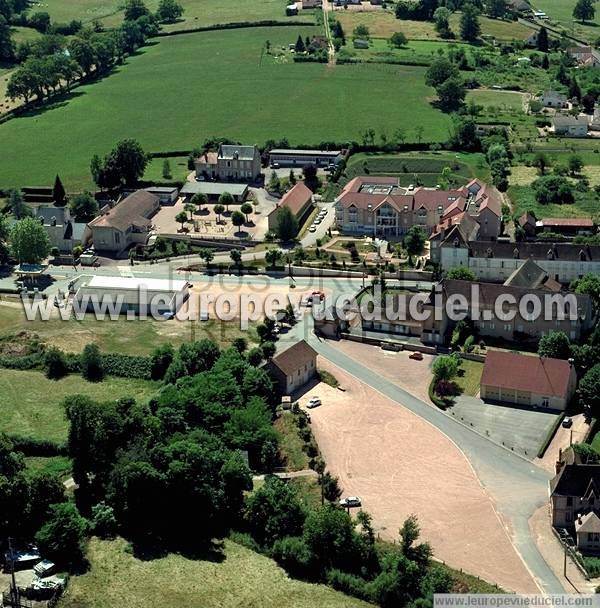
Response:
[466,89,525,111]
[344,151,489,186]
[509,183,600,219]
[448,14,534,40]
[41,0,309,30]
[0,369,158,442]
[533,0,599,43]
[143,155,190,184]
[0,26,450,191]
[24,456,72,479]
[456,360,483,397]
[58,537,371,608]
[275,412,310,471]
[334,11,438,39]
[10,26,43,45]
[0,304,256,354]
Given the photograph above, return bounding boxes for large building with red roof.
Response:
[480,350,577,411]
[334,176,501,239]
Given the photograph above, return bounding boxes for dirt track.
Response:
[304,358,540,593]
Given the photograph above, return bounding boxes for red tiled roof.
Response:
[481,350,573,398]
[278,182,313,216]
[541,218,594,228]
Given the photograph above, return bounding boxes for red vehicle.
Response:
[311,290,325,301]
[409,351,423,361]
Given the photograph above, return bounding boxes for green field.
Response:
[0,369,158,442]
[58,538,371,608]
[143,155,190,183]
[0,26,450,190]
[509,184,600,219]
[0,304,255,354]
[533,0,599,43]
[466,89,525,112]
[40,0,306,30]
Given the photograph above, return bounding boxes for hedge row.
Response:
[0,350,152,380]
[155,20,314,37]
[8,434,67,457]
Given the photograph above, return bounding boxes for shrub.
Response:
[271,536,317,579]
[44,347,68,379]
[327,569,373,602]
[81,343,104,382]
[8,434,66,456]
[463,335,475,353]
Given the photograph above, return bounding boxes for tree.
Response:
[70,192,99,222]
[447,266,476,280]
[231,211,245,236]
[538,331,572,360]
[10,217,50,264]
[7,189,27,220]
[537,26,549,52]
[302,163,320,192]
[150,343,175,380]
[162,159,172,179]
[261,341,276,359]
[580,364,600,413]
[532,151,549,175]
[198,247,214,266]
[268,171,281,195]
[218,192,234,213]
[0,16,15,63]
[241,202,253,223]
[432,355,459,382]
[569,76,581,101]
[191,192,208,213]
[212,204,224,225]
[53,174,66,205]
[245,476,306,547]
[532,175,574,205]
[184,202,196,220]
[460,3,481,42]
[403,226,425,263]
[44,347,68,380]
[81,343,104,382]
[175,210,188,230]
[265,248,283,268]
[247,346,264,366]
[35,503,89,569]
[91,502,118,538]
[486,0,506,18]
[352,24,370,40]
[274,206,299,242]
[156,0,183,22]
[436,77,466,112]
[425,57,458,88]
[230,249,242,267]
[433,7,452,36]
[572,273,600,311]
[125,0,150,21]
[568,154,584,176]
[29,11,51,33]
[295,35,305,53]
[573,0,595,22]
[94,139,147,188]
[582,93,596,114]
[389,32,407,48]
[320,471,342,503]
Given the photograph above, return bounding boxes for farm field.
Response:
[466,89,525,111]
[532,0,599,43]
[0,304,254,353]
[58,538,371,608]
[449,14,534,40]
[0,26,450,190]
[0,369,157,442]
[39,0,307,30]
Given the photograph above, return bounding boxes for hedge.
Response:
[0,352,44,370]
[8,434,67,457]
[155,20,314,37]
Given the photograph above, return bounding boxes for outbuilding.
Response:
[269,148,342,168]
[74,276,189,316]
[480,350,577,411]
[180,181,249,202]
[265,339,318,394]
[144,187,179,205]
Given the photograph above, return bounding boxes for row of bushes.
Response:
[0,348,152,380]
[155,19,314,37]
[8,434,67,457]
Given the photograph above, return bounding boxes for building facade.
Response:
[269,149,342,168]
[194,145,261,182]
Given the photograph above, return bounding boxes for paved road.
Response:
[301,326,563,593]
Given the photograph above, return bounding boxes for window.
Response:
[567,496,573,506]
[115,232,120,244]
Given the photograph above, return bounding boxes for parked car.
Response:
[271,162,281,168]
[409,351,423,361]
[562,417,573,428]
[161,311,175,320]
[199,311,210,322]
[34,560,56,578]
[340,496,362,508]
[309,226,316,232]
[307,396,321,409]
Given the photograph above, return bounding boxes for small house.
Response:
[265,340,318,395]
[552,115,588,138]
[540,90,568,108]
[353,39,369,49]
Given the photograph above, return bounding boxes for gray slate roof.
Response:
[219,145,257,161]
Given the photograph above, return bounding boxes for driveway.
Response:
[304,360,540,593]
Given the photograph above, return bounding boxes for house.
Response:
[523,31,538,48]
[265,340,318,394]
[480,350,577,410]
[194,144,261,182]
[267,182,314,232]
[517,211,537,238]
[439,239,600,284]
[540,91,568,108]
[567,45,600,67]
[336,176,502,239]
[506,0,531,13]
[502,258,562,291]
[36,206,89,253]
[538,218,595,237]
[88,190,160,254]
[75,276,189,315]
[552,115,588,138]
[180,181,248,202]
[269,148,342,168]
[551,463,600,553]
[302,0,321,7]
[429,212,480,264]
[144,186,179,205]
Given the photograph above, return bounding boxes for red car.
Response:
[409,351,423,361]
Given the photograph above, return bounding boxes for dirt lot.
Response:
[303,358,539,593]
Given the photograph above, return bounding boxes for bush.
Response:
[44,347,68,379]
[583,556,600,578]
[327,569,373,602]
[271,536,317,579]
[0,352,44,370]
[81,343,104,382]
[101,353,152,379]
[8,434,67,456]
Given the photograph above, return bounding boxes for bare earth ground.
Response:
[303,358,539,593]
[328,339,435,403]
[535,413,591,474]
[529,504,597,593]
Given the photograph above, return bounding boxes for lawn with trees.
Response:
[0,26,450,190]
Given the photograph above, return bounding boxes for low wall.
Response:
[340,332,438,354]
